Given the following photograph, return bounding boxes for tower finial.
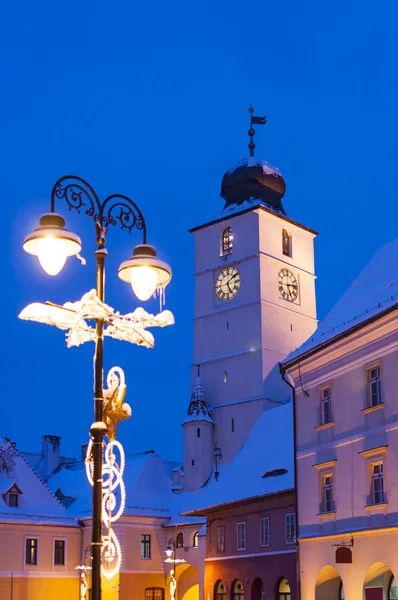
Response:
[248,105,267,157]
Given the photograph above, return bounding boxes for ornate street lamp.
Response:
[165,538,177,600]
[21,176,172,600]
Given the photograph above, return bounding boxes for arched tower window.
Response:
[176,532,184,548]
[278,579,290,600]
[222,227,233,255]
[282,229,291,257]
[232,580,244,600]
[193,531,199,547]
[214,581,226,600]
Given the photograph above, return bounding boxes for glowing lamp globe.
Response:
[23,213,82,276]
[165,546,173,558]
[118,244,172,301]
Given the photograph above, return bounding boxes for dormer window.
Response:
[282,229,291,257]
[222,227,233,256]
[2,483,22,508]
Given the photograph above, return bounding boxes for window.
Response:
[285,514,296,544]
[191,459,195,467]
[370,462,385,504]
[216,525,225,553]
[197,428,201,438]
[282,229,291,257]
[237,522,246,551]
[231,418,235,433]
[54,539,65,566]
[232,580,244,600]
[368,365,381,407]
[176,532,184,548]
[320,387,332,424]
[214,580,226,600]
[8,492,19,507]
[222,227,233,255]
[145,588,165,600]
[224,371,228,383]
[25,538,38,565]
[141,534,151,559]
[193,531,199,547]
[259,517,270,547]
[322,475,334,513]
[278,579,291,600]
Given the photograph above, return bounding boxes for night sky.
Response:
[2,1,398,461]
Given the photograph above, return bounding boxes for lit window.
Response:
[145,588,165,600]
[285,514,296,544]
[193,531,199,547]
[176,532,184,548]
[54,540,65,566]
[216,525,225,553]
[25,538,38,565]
[232,580,244,600]
[141,534,151,559]
[260,517,270,547]
[322,475,334,513]
[320,387,332,424]
[370,462,385,504]
[224,371,227,383]
[282,229,291,257]
[222,227,233,255]
[278,579,291,600]
[237,522,246,551]
[214,580,226,600]
[368,365,382,407]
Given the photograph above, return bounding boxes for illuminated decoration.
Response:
[18,289,174,349]
[164,557,186,564]
[169,569,177,600]
[75,565,92,600]
[85,367,130,580]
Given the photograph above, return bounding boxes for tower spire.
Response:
[248,106,267,157]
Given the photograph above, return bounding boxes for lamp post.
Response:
[22,176,172,600]
[165,538,177,600]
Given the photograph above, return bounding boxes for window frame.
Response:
[367,364,382,408]
[176,532,184,548]
[25,537,39,566]
[141,534,152,560]
[216,525,225,554]
[282,229,291,257]
[221,227,233,256]
[322,474,334,513]
[192,531,199,547]
[8,492,19,507]
[53,538,66,567]
[285,513,296,545]
[259,517,270,547]
[370,461,385,505]
[145,588,165,600]
[320,386,332,425]
[236,521,246,551]
[214,580,226,600]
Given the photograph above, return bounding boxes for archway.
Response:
[278,579,291,600]
[231,580,244,600]
[178,565,199,600]
[251,578,264,600]
[363,562,396,600]
[214,581,226,600]
[315,566,343,600]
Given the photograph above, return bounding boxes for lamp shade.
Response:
[118,244,172,301]
[23,213,82,276]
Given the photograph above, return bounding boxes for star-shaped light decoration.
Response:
[18,289,175,349]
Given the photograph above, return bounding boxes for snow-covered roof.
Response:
[226,157,282,177]
[283,240,398,366]
[181,402,294,515]
[0,438,75,525]
[182,376,213,425]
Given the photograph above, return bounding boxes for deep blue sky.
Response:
[2,0,398,462]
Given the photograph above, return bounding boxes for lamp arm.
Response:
[101,194,147,244]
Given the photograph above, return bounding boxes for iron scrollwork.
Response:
[51,175,147,244]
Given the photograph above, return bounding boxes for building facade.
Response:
[283,241,398,600]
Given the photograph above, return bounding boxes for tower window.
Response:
[197,427,201,438]
[221,227,233,256]
[224,371,227,383]
[191,459,195,467]
[231,418,235,433]
[282,229,291,257]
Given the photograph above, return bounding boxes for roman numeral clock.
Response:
[278,268,298,302]
[215,267,241,301]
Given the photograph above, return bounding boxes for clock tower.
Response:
[183,112,318,489]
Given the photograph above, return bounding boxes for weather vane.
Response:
[248,106,267,157]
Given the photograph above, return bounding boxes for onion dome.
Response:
[182,376,213,425]
[221,157,286,214]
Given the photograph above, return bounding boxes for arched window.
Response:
[145,588,165,600]
[176,532,184,548]
[222,227,233,255]
[251,577,264,600]
[232,580,244,600]
[193,531,199,547]
[278,579,290,600]
[389,576,398,600]
[214,581,226,600]
[282,229,291,257]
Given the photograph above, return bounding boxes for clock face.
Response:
[215,267,241,301]
[278,268,298,302]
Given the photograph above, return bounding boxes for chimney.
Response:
[42,435,61,480]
